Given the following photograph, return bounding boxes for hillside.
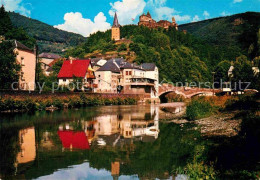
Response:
[65,12,259,84]
[179,12,260,59]
[8,12,86,54]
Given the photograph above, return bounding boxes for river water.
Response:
[0,104,200,180]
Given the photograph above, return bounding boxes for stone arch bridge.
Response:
[158,84,220,102]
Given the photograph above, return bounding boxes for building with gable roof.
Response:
[9,40,36,91]
[57,59,96,91]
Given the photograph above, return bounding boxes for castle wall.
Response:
[138,13,178,30]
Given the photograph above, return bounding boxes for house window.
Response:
[21,72,25,81]
[21,57,24,66]
[126,71,128,75]
[63,79,66,82]
[98,75,101,77]
[129,71,132,76]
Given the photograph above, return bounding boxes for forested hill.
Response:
[179,12,260,59]
[65,12,259,84]
[8,12,86,54]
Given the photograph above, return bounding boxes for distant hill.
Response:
[8,12,86,54]
[179,12,260,59]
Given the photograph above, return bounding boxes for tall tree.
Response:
[0,41,21,89]
[0,5,13,35]
[232,55,255,90]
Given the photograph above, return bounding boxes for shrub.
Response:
[186,97,213,120]
[0,94,138,113]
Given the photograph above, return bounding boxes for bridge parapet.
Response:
[159,84,220,98]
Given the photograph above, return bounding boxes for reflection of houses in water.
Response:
[59,106,160,147]
[86,106,160,146]
[40,131,54,149]
[16,127,36,164]
[57,130,90,150]
[111,162,120,180]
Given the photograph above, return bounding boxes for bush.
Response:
[186,97,214,120]
[0,94,138,113]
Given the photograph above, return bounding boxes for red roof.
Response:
[58,130,90,150]
[58,59,90,78]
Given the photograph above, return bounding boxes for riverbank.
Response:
[167,93,260,179]
[168,111,242,137]
[0,93,138,113]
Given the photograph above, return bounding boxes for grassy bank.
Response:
[186,96,237,120]
[0,93,138,113]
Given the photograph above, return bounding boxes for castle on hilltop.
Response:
[138,12,178,30]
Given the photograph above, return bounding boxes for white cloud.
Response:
[192,15,200,22]
[54,12,111,37]
[220,11,230,16]
[203,11,210,19]
[3,0,31,16]
[174,15,191,22]
[233,0,243,3]
[154,6,177,20]
[109,0,146,25]
[147,0,191,22]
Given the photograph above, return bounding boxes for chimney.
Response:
[69,56,73,64]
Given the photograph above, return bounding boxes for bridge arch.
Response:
[159,91,186,103]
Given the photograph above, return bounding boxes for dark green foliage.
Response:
[232,55,257,90]
[8,12,86,53]
[0,41,21,89]
[4,27,36,48]
[179,12,260,60]
[214,60,231,87]
[117,43,127,52]
[0,94,138,112]
[186,97,214,120]
[0,5,13,35]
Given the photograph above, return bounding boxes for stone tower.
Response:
[111,12,120,41]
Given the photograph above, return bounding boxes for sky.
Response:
[2,0,260,37]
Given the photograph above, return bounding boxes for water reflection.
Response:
[16,127,36,165]
[0,104,195,180]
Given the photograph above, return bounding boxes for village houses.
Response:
[94,58,159,99]
[57,59,96,91]
[39,52,61,76]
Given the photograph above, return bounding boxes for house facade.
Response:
[94,58,159,99]
[57,59,96,91]
[12,40,36,91]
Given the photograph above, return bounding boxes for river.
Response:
[0,104,201,179]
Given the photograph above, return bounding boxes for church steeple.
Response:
[112,12,120,27]
[111,12,120,41]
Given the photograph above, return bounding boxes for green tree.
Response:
[0,41,21,89]
[117,43,127,52]
[0,5,13,35]
[214,60,231,87]
[52,59,64,76]
[232,55,255,90]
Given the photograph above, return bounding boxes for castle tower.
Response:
[172,17,178,30]
[111,12,120,41]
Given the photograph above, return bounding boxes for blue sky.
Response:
[3,0,260,37]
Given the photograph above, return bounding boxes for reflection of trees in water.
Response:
[0,128,20,176]
[207,113,260,178]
